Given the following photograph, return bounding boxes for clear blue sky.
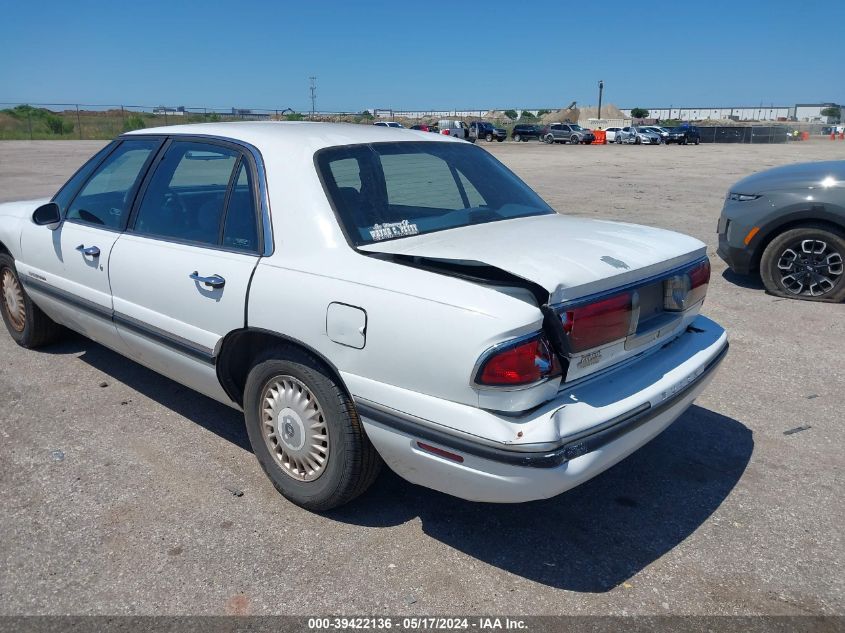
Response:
[1,0,842,111]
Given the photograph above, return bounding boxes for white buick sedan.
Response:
[0,122,727,511]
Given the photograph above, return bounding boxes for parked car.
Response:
[511,124,544,142]
[438,119,472,141]
[410,124,434,132]
[665,126,701,145]
[0,122,728,510]
[605,127,622,142]
[542,123,596,145]
[718,160,845,302]
[469,121,506,142]
[373,121,404,128]
[641,126,670,141]
[615,126,662,145]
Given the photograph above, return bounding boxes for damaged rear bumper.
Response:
[355,315,728,503]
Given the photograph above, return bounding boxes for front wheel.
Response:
[244,347,382,510]
[759,226,845,302]
[0,253,63,348]
[694,138,700,145]
[485,133,493,142]
[544,134,555,144]
[570,135,579,145]
[513,134,521,142]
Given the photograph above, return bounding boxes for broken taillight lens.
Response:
[664,259,710,311]
[476,335,561,386]
[559,292,634,353]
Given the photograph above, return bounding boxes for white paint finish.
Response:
[360,213,706,303]
[326,302,366,349]
[18,219,127,353]
[109,233,258,354]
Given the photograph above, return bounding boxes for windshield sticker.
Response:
[369,220,419,241]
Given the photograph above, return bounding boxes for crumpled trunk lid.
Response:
[359,214,706,304]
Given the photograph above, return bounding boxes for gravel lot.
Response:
[0,138,843,616]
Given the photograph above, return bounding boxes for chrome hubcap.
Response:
[777,239,843,296]
[261,375,329,482]
[1,269,26,332]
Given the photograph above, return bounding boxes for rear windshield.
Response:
[316,142,554,245]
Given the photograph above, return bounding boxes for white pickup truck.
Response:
[0,122,728,511]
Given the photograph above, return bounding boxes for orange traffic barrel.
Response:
[592,130,606,145]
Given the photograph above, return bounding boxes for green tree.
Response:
[123,113,146,132]
[503,109,519,120]
[44,113,73,135]
[821,106,841,121]
[630,107,649,119]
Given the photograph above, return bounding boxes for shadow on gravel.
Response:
[43,332,251,452]
[42,333,752,593]
[722,268,765,290]
[329,405,753,593]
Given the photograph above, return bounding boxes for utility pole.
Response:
[597,80,604,120]
[309,76,317,119]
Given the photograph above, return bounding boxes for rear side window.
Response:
[66,139,159,229]
[133,140,259,252]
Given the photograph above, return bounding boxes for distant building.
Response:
[152,105,185,116]
[620,103,839,123]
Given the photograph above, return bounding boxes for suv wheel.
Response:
[244,346,382,510]
[544,134,555,144]
[694,138,700,145]
[513,134,521,142]
[759,225,845,302]
[570,135,579,145]
[0,253,64,348]
[485,133,493,142]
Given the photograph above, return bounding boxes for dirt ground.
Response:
[0,137,843,616]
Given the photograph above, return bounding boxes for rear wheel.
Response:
[485,133,493,142]
[694,138,700,145]
[513,134,521,142]
[759,225,845,302]
[243,347,382,510]
[570,135,579,145]
[0,253,63,348]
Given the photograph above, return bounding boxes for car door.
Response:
[108,138,264,405]
[17,138,163,353]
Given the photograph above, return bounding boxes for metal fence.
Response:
[697,126,789,143]
[0,102,822,142]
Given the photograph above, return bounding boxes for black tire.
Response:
[759,225,845,302]
[570,135,579,145]
[243,346,382,511]
[513,134,521,142]
[635,136,642,145]
[496,137,503,142]
[681,138,687,145]
[694,138,700,145]
[485,133,493,142]
[544,134,554,144]
[0,252,63,348]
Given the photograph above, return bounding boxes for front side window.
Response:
[133,141,240,246]
[317,142,554,245]
[66,139,159,229]
[53,142,118,214]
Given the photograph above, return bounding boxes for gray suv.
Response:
[542,123,596,145]
[718,161,845,302]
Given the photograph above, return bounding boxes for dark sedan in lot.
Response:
[511,124,544,142]
[718,161,845,302]
[665,126,701,145]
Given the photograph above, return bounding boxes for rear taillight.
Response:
[560,292,633,353]
[441,129,451,135]
[664,259,710,311]
[476,334,561,386]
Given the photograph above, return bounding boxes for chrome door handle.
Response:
[189,272,226,289]
[76,244,100,257]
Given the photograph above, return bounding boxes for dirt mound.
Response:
[577,103,626,120]
[540,107,580,124]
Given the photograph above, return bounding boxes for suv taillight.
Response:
[559,292,634,353]
[476,334,561,386]
[664,259,710,311]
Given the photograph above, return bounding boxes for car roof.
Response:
[124,121,461,153]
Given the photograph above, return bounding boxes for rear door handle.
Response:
[189,272,226,289]
[76,244,100,257]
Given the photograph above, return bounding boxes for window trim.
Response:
[62,137,167,233]
[124,137,263,256]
